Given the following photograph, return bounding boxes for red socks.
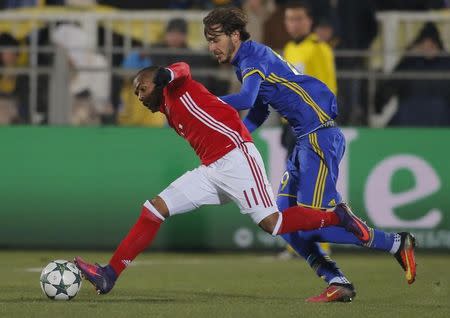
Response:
[109,206,163,276]
[277,205,340,235]
[107,205,338,275]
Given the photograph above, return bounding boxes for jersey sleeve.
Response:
[167,62,192,88]
[220,74,263,111]
[240,55,268,81]
[242,97,270,132]
[220,54,268,110]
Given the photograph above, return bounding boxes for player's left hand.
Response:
[153,67,172,87]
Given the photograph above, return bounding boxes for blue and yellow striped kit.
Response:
[232,40,344,208]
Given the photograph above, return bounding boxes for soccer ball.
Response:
[40,260,82,300]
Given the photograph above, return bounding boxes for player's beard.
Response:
[143,85,164,113]
[217,39,236,64]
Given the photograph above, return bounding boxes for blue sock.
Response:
[278,195,350,284]
[282,228,398,284]
[282,232,348,284]
[296,227,360,245]
[294,227,397,252]
[368,229,398,252]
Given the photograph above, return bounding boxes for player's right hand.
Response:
[153,67,172,87]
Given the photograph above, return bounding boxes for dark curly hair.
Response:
[203,7,250,41]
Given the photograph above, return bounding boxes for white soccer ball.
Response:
[40,260,82,300]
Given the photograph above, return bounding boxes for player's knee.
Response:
[259,212,281,235]
[143,196,170,219]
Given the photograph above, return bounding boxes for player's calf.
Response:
[260,207,341,235]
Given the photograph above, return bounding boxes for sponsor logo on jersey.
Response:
[242,67,255,77]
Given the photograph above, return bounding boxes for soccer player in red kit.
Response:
[74,62,370,295]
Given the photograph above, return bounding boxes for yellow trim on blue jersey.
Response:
[277,193,297,198]
[268,73,330,122]
[267,75,328,123]
[267,73,331,124]
[242,69,266,80]
[309,133,328,208]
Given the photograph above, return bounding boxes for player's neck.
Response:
[231,40,243,63]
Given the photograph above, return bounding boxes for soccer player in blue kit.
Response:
[203,7,417,302]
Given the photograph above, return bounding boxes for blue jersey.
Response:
[223,40,397,267]
[231,40,338,137]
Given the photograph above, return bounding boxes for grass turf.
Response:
[0,251,448,318]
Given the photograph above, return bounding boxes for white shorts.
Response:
[158,142,278,224]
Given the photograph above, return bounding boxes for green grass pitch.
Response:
[0,251,448,318]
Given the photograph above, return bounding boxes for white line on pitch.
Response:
[23,256,279,272]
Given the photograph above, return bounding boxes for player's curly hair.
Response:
[203,7,250,41]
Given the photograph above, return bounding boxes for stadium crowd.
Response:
[0,0,449,126]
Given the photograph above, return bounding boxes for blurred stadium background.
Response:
[0,0,449,315]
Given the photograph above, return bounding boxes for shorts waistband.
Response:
[298,120,337,139]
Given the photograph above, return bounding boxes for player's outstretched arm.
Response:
[242,97,270,132]
[220,73,263,111]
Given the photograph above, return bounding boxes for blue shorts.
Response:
[277,127,345,209]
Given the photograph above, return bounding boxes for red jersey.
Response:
[160,62,253,165]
